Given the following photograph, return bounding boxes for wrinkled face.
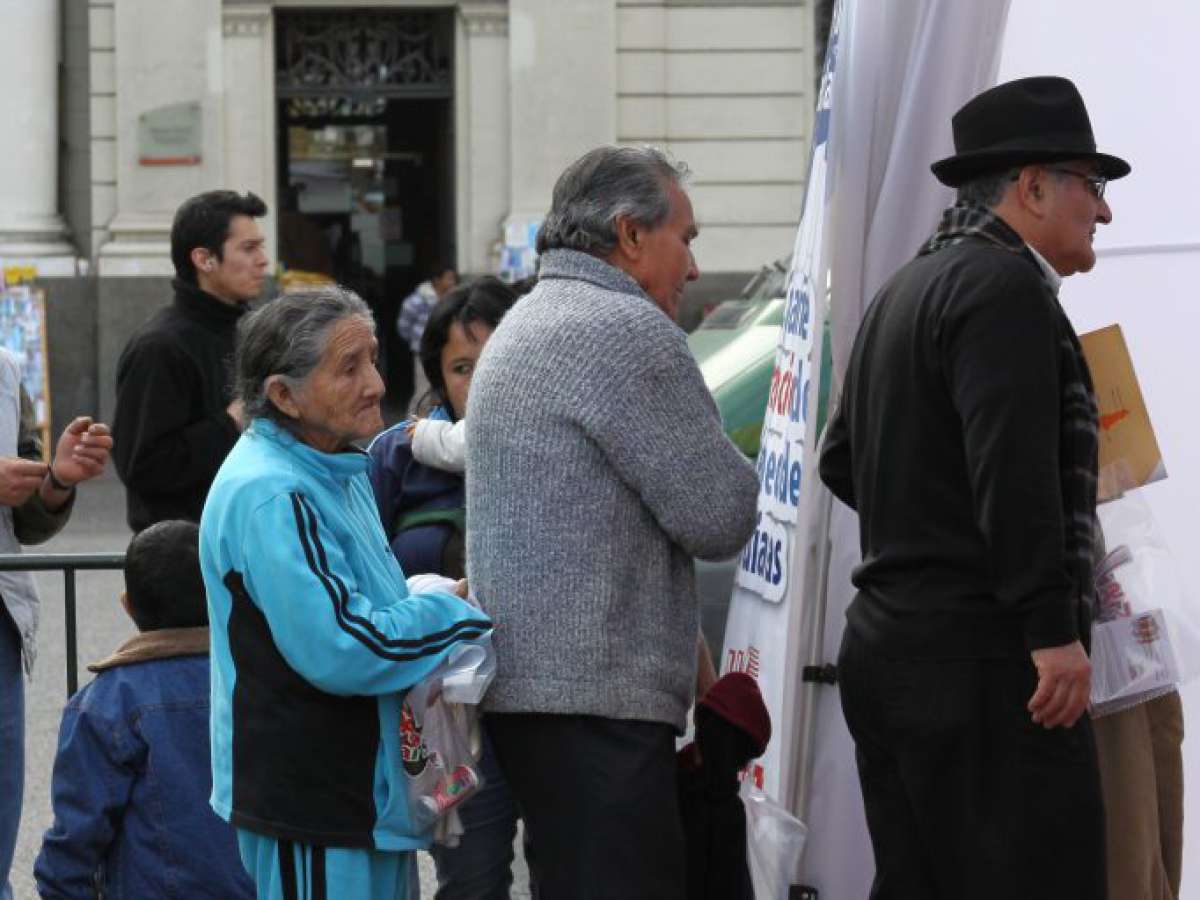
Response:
[1035,160,1113,276]
[440,320,493,420]
[627,181,700,321]
[289,317,385,452]
[203,214,270,304]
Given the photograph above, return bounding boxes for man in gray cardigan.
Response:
[466,146,758,898]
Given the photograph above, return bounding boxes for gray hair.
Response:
[955,167,1021,208]
[535,145,690,257]
[234,286,374,427]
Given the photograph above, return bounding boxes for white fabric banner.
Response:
[720,0,1013,893]
[802,0,1012,890]
[998,6,1200,897]
[721,1,842,805]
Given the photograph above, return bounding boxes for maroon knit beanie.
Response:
[698,672,771,757]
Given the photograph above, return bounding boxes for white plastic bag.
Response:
[401,678,484,834]
[404,573,497,704]
[439,640,497,705]
[1091,491,1200,715]
[740,780,807,900]
[399,574,496,836]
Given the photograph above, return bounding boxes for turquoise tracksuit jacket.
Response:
[200,418,492,851]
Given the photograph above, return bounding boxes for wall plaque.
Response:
[138,101,202,166]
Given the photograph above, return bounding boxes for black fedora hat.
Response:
[931,76,1130,187]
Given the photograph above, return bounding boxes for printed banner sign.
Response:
[722,4,842,802]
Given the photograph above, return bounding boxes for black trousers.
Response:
[487,712,685,900]
[838,627,1107,900]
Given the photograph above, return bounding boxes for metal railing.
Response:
[0,552,125,696]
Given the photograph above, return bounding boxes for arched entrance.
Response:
[275,9,456,416]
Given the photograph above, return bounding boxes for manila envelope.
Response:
[1079,324,1167,502]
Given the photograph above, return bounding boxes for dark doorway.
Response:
[275,9,455,416]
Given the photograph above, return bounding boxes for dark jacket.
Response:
[819,236,1084,659]
[112,279,243,531]
[367,413,465,579]
[34,628,255,900]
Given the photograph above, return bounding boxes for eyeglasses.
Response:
[1044,167,1108,201]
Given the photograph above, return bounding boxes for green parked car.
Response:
[689,297,784,457]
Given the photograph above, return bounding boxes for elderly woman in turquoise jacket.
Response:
[200,286,492,900]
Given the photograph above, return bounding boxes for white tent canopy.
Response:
[764,2,1200,897]
[1000,4,1200,897]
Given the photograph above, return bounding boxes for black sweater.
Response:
[819,238,1081,658]
[113,280,244,531]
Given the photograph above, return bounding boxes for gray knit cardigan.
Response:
[465,249,759,731]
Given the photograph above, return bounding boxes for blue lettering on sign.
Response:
[739,512,784,586]
[784,276,811,340]
[755,440,803,509]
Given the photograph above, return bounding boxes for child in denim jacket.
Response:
[34,520,253,899]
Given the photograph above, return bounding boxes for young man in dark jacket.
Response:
[819,77,1128,899]
[112,190,268,531]
[34,520,254,899]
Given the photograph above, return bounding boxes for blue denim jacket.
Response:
[34,629,254,899]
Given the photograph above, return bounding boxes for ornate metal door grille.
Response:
[276,10,453,102]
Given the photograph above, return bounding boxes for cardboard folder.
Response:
[1079,324,1166,502]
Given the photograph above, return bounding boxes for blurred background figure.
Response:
[112,190,268,533]
[397,263,458,413]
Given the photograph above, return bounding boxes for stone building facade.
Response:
[1,0,817,426]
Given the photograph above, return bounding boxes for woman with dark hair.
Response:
[370,277,516,579]
[368,276,527,899]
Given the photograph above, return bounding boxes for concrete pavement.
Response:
[11,471,531,898]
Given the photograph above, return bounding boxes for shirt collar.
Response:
[1024,243,1063,295]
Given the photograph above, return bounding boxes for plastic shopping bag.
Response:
[1091,491,1200,715]
[400,573,496,836]
[404,574,497,704]
[740,780,807,900]
[402,676,485,834]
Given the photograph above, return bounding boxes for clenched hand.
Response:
[0,457,48,507]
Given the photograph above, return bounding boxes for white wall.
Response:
[615,0,813,273]
[1000,4,1200,896]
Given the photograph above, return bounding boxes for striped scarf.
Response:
[920,202,1101,613]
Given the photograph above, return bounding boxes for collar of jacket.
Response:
[89,626,210,672]
[248,417,371,484]
[537,248,649,300]
[172,277,247,329]
[917,202,1062,288]
[919,201,1027,256]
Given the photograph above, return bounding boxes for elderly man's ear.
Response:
[1015,167,1050,214]
[265,376,301,420]
[613,214,645,261]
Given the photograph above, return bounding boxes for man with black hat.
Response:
[819,76,1127,899]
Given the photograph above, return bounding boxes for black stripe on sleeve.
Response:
[278,840,298,900]
[297,493,488,649]
[312,846,327,900]
[288,492,490,661]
